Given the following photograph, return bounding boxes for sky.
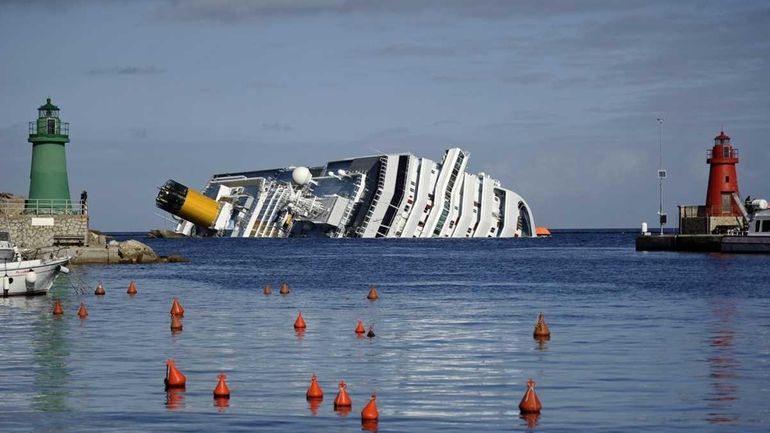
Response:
[1,0,768,231]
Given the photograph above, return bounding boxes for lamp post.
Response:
[657,118,666,235]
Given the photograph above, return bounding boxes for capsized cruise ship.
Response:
[155,148,535,238]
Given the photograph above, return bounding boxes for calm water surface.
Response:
[1,232,768,432]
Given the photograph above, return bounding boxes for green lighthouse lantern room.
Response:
[26,98,72,212]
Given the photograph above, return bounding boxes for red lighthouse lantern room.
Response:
[705,131,741,217]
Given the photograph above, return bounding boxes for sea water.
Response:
[1,231,768,432]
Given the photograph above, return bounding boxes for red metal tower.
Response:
[705,131,741,216]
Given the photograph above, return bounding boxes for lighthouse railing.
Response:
[28,121,70,136]
[0,198,87,216]
[707,148,739,159]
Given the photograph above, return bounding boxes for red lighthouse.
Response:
[705,131,741,216]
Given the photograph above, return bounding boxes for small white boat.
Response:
[1,234,70,297]
[721,199,770,253]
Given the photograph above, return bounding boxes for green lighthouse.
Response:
[26,98,71,212]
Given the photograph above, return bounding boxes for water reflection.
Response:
[165,388,185,410]
[214,396,229,412]
[361,419,379,432]
[334,406,351,417]
[519,412,540,430]
[303,397,321,416]
[706,298,738,425]
[31,309,71,412]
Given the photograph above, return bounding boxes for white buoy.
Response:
[292,166,312,185]
[751,199,768,210]
[26,270,37,284]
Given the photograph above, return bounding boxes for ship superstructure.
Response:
[156,148,535,238]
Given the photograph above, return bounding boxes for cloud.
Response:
[87,66,165,76]
[261,122,293,132]
[360,43,458,58]
[152,0,650,22]
[130,127,149,139]
[248,80,283,89]
[430,119,460,126]
[0,122,26,140]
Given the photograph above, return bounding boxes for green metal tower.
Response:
[26,98,71,212]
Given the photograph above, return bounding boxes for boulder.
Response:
[147,229,187,239]
[117,239,159,263]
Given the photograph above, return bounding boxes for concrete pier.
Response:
[635,234,723,252]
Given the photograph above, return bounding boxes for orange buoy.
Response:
[367,325,376,338]
[533,312,551,339]
[263,284,272,295]
[165,358,187,389]
[306,373,324,399]
[355,320,365,334]
[52,299,64,315]
[94,282,106,296]
[170,314,183,331]
[170,298,185,317]
[334,381,352,408]
[213,373,231,398]
[518,379,542,414]
[367,286,379,300]
[294,312,307,329]
[127,281,137,295]
[77,302,88,318]
[361,393,379,421]
[279,282,290,295]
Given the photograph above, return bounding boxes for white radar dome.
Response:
[292,166,313,185]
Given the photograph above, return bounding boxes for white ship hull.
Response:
[1,257,70,296]
[157,147,536,239]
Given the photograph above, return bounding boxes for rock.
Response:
[28,239,185,265]
[147,229,187,239]
[88,229,110,246]
[159,255,189,263]
[117,239,159,264]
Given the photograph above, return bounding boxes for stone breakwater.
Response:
[4,213,88,249]
[25,240,188,265]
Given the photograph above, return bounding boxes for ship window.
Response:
[756,221,761,232]
[763,220,770,232]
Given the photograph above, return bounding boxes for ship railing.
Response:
[0,198,87,216]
